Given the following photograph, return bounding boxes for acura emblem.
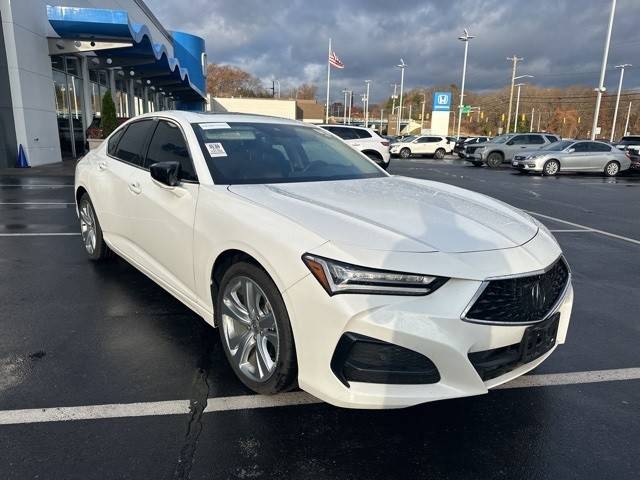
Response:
[530,282,546,309]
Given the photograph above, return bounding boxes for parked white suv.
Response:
[320,125,391,169]
[390,135,451,159]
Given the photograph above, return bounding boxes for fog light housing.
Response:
[330,332,441,387]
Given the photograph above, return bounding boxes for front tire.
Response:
[399,148,411,159]
[434,148,446,159]
[216,262,297,395]
[543,159,560,176]
[486,152,503,168]
[604,161,620,177]
[78,193,111,261]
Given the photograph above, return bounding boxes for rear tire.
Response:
[486,152,503,168]
[543,159,560,176]
[78,193,111,261]
[399,148,411,159]
[604,161,620,177]
[434,148,446,159]
[216,262,298,395]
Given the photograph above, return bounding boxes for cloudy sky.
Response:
[146,0,640,102]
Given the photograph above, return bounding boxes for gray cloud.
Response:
[146,0,640,102]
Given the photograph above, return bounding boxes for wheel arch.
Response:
[361,149,383,161]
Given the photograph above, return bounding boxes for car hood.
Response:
[228,176,538,253]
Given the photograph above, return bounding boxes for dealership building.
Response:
[0,0,207,167]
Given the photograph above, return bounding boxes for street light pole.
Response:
[380,109,384,134]
[396,59,407,135]
[513,83,526,132]
[347,90,353,124]
[421,91,426,130]
[592,0,617,140]
[530,107,535,132]
[610,64,631,141]
[457,29,475,139]
[623,101,632,136]
[364,80,371,128]
[506,55,523,134]
[342,89,349,125]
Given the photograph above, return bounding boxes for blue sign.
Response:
[432,92,452,111]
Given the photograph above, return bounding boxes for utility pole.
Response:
[457,29,475,139]
[396,59,407,134]
[610,64,631,141]
[506,55,523,134]
[380,109,384,134]
[592,0,617,140]
[391,83,398,121]
[623,101,632,136]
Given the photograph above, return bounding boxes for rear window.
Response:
[107,127,126,156]
[353,129,372,139]
[545,135,559,143]
[620,136,640,144]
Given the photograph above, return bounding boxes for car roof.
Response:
[135,110,310,127]
[319,124,372,131]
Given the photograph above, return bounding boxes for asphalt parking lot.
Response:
[1,158,638,480]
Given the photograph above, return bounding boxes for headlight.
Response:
[302,254,448,296]
[525,154,539,160]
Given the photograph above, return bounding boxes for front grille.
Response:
[464,257,570,324]
[514,155,526,161]
[466,145,480,154]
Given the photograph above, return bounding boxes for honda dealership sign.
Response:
[432,92,452,111]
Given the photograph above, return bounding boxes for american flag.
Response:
[329,51,345,69]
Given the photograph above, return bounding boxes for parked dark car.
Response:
[454,136,490,158]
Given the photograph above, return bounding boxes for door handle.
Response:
[128,181,141,195]
[97,160,108,171]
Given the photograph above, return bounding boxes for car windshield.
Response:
[490,134,513,144]
[400,136,417,143]
[192,122,386,184]
[541,140,573,151]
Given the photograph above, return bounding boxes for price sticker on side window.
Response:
[205,142,227,158]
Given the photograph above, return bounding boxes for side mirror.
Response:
[506,140,514,146]
[567,148,576,153]
[150,161,180,187]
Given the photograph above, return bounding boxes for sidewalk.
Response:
[0,159,76,177]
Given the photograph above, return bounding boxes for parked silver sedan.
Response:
[511,140,631,176]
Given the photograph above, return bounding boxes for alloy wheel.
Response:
[221,276,279,383]
[544,160,559,176]
[79,199,97,255]
[605,162,619,177]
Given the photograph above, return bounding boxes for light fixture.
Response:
[129,70,135,76]
[106,58,113,65]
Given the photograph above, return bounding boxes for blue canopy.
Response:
[47,5,206,104]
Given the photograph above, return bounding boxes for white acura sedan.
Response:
[75,111,573,409]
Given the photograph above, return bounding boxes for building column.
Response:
[108,69,116,101]
[127,78,135,117]
[80,56,92,130]
[142,86,149,113]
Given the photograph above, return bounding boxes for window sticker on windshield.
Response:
[205,142,227,157]
[200,122,231,130]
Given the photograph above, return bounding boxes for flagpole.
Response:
[325,38,332,123]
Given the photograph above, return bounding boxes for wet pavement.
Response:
[0,159,638,479]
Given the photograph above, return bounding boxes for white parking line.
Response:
[0,232,79,237]
[0,367,638,426]
[0,185,73,188]
[0,202,75,205]
[548,229,593,233]
[529,211,640,245]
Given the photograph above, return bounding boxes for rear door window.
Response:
[107,126,126,156]
[112,120,155,167]
[145,120,197,181]
[527,135,545,145]
[332,127,359,140]
[587,142,612,152]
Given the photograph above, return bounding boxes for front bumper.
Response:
[284,235,573,409]
[511,157,545,172]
